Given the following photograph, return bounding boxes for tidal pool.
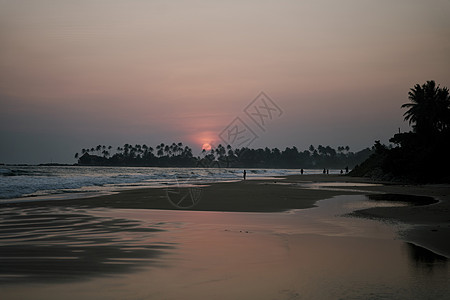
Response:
[1,195,448,299]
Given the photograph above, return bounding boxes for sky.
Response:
[1,0,449,164]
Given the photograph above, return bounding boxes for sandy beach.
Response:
[6,175,450,257]
[1,174,449,299]
[3,174,450,257]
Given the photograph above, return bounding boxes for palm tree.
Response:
[156,143,164,157]
[183,146,192,158]
[102,150,110,158]
[164,145,170,156]
[123,144,130,156]
[317,145,325,156]
[170,143,177,157]
[176,142,183,156]
[402,80,450,135]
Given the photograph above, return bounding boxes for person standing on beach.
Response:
[301,169,304,175]
[243,170,247,180]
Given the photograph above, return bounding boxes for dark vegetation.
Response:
[75,143,372,169]
[351,80,450,183]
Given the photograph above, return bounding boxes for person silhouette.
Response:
[243,170,247,180]
[301,169,304,175]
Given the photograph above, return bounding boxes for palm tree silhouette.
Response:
[402,80,450,135]
[156,143,164,157]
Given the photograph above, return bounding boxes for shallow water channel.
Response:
[1,195,448,299]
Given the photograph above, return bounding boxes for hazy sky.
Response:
[1,0,449,164]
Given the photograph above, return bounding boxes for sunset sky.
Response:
[1,0,449,164]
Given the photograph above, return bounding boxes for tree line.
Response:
[351,80,450,182]
[75,143,372,169]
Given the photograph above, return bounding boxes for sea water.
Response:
[0,166,340,201]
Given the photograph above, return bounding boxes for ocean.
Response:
[0,166,341,202]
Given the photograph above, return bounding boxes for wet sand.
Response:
[282,175,450,258]
[3,174,450,257]
[1,194,449,299]
[1,174,450,299]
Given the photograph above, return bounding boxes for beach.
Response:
[5,174,449,256]
[1,174,449,299]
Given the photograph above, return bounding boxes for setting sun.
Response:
[202,143,212,151]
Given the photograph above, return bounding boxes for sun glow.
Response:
[190,131,217,153]
[202,143,212,151]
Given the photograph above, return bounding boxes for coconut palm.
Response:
[183,146,192,158]
[156,144,164,157]
[123,144,130,156]
[102,150,110,158]
[402,80,450,134]
[164,145,170,156]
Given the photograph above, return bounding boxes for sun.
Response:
[202,143,212,151]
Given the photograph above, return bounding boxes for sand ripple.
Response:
[0,207,174,283]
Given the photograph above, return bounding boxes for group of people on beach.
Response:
[299,166,349,175]
[321,166,349,174]
[243,166,349,180]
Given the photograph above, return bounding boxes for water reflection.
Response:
[405,243,447,271]
[367,194,438,206]
[0,207,174,283]
[1,195,449,300]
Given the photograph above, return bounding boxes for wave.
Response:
[0,166,339,201]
